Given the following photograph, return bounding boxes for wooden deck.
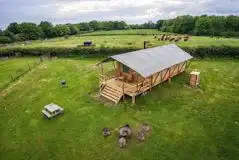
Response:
[99,61,189,104]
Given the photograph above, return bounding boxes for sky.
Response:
[0,0,239,29]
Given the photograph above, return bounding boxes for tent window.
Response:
[122,65,130,73]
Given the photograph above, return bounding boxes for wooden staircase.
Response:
[100,85,124,104]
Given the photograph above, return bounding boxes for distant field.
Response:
[1,58,239,160]
[80,29,171,36]
[2,33,239,51]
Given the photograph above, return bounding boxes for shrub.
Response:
[0,45,238,59]
[0,36,12,44]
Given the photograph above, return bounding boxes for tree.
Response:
[78,23,90,31]
[3,30,16,42]
[54,24,70,37]
[0,36,11,44]
[67,24,80,35]
[210,16,225,36]
[156,20,164,30]
[89,20,100,31]
[0,29,3,36]
[226,15,239,32]
[18,22,43,40]
[7,22,20,34]
[39,21,54,38]
[171,15,195,34]
[195,16,212,35]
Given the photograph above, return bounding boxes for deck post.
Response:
[132,95,136,105]
[150,76,153,92]
[122,80,125,100]
[168,68,172,84]
[177,63,180,73]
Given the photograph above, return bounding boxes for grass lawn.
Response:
[0,57,38,90]
[2,30,239,50]
[0,58,239,160]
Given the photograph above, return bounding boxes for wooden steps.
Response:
[100,85,124,104]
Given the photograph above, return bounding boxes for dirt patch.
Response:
[0,92,7,97]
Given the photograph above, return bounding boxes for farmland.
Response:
[1,30,239,51]
[1,57,239,160]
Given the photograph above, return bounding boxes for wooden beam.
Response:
[171,64,178,76]
[179,61,187,72]
[122,81,125,100]
[150,76,153,91]
[177,63,180,73]
[162,68,170,81]
[112,61,116,69]
[137,78,146,94]
[152,72,160,86]
[132,96,136,105]
[168,68,172,84]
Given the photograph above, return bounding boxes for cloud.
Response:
[0,0,238,29]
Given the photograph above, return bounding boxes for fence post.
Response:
[28,63,31,70]
[10,75,14,81]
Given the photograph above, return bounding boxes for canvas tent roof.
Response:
[100,44,193,78]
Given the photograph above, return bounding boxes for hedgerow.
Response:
[0,45,238,58]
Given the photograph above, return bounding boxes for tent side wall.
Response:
[147,61,187,88]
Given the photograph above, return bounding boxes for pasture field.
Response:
[1,58,239,160]
[1,30,239,51]
[80,29,171,36]
[0,57,38,89]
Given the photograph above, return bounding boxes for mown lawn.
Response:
[0,57,38,89]
[0,58,239,160]
[2,30,239,50]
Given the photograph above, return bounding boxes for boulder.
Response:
[119,124,132,138]
[136,131,145,141]
[118,137,127,148]
[102,127,111,137]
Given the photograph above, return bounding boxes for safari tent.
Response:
[97,44,193,104]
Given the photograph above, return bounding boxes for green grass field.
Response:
[81,29,171,36]
[1,58,239,160]
[2,30,239,50]
[0,57,38,89]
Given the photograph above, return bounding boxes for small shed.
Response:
[83,40,93,46]
[97,44,193,104]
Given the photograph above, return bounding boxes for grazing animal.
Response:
[102,128,111,137]
[161,35,165,41]
[118,137,127,148]
[136,131,145,141]
[169,37,175,41]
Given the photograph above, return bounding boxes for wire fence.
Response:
[7,58,43,85]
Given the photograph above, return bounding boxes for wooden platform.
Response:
[99,61,189,104]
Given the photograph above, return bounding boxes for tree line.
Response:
[156,15,239,37]
[0,21,128,44]
[0,15,239,44]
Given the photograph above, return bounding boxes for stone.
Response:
[118,137,127,148]
[136,131,145,141]
[119,124,132,138]
[102,127,111,137]
[141,123,150,132]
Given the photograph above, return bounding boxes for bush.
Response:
[0,36,12,44]
[0,45,238,59]
[220,31,239,38]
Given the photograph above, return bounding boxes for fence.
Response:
[8,58,43,85]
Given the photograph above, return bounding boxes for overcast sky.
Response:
[0,0,239,29]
